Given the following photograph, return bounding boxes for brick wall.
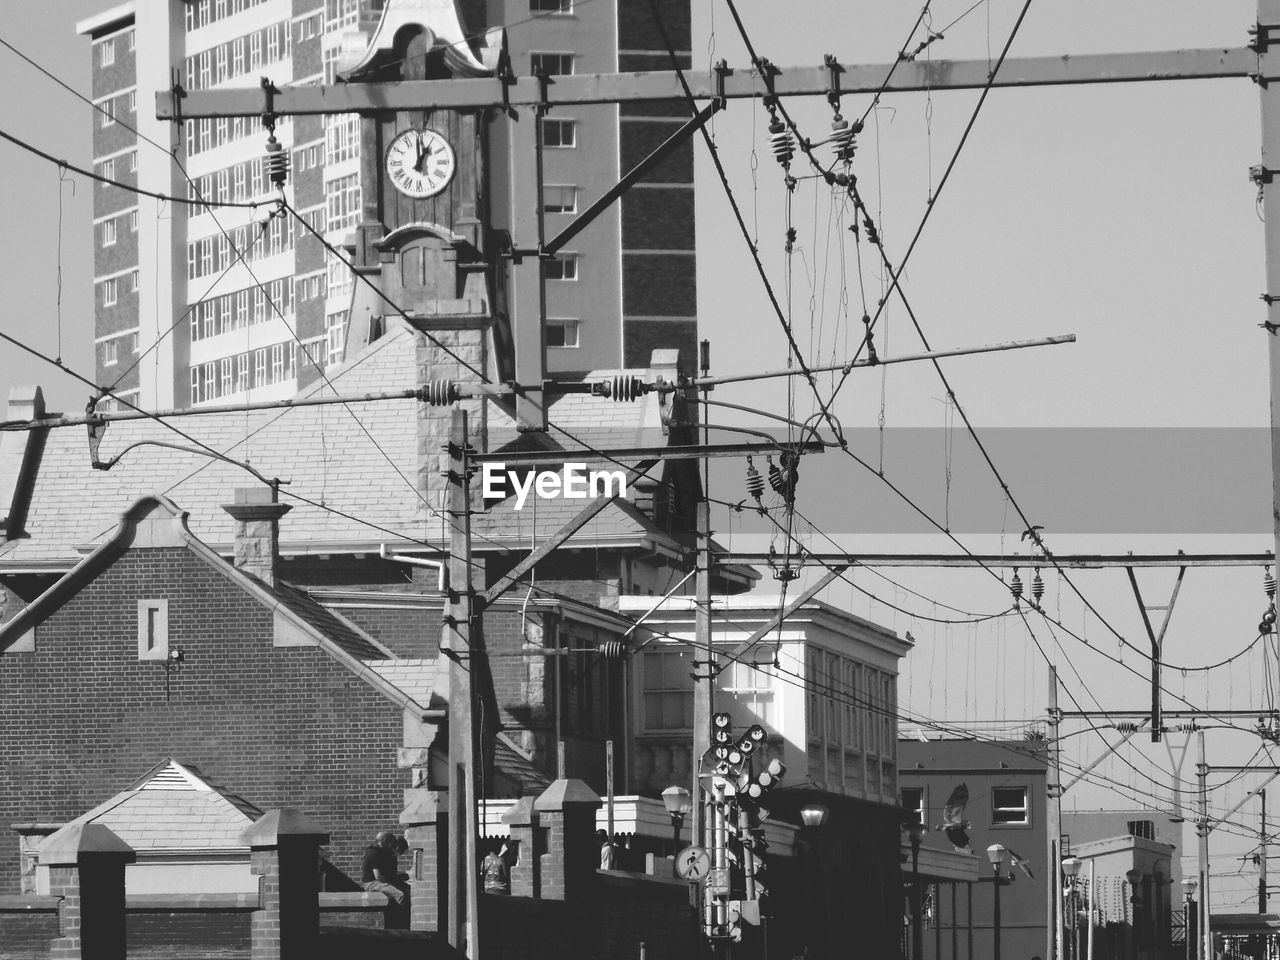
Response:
[0,546,406,894]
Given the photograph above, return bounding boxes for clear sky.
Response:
[0,0,1275,911]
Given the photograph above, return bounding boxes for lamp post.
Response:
[1181,878,1198,960]
[1126,869,1143,960]
[988,844,1008,960]
[904,822,928,960]
[662,785,693,851]
[1062,857,1083,960]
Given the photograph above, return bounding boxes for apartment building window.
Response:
[542,117,576,148]
[232,37,245,75]
[127,90,136,113]
[325,115,360,165]
[325,311,347,366]
[98,38,115,67]
[199,118,212,153]
[202,300,215,339]
[267,24,280,63]
[102,220,117,247]
[100,99,115,127]
[254,348,266,385]
[102,278,118,307]
[204,362,215,399]
[843,659,862,749]
[544,253,578,280]
[128,151,138,174]
[325,173,360,233]
[235,290,248,328]
[126,29,135,52]
[191,367,201,404]
[103,339,118,367]
[326,255,352,302]
[991,786,1029,825]
[220,357,233,396]
[718,657,774,726]
[546,319,579,348]
[271,343,284,382]
[641,649,694,732]
[531,0,573,11]
[901,787,925,825]
[215,0,227,20]
[130,269,139,292]
[249,32,262,69]
[100,157,115,180]
[542,184,577,214]
[284,342,297,380]
[198,50,211,89]
[530,52,573,76]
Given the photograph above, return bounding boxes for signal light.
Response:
[736,724,766,755]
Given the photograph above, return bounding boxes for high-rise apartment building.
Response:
[76,0,696,412]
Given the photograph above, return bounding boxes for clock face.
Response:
[385,129,456,199]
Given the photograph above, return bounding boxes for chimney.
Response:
[221,487,291,587]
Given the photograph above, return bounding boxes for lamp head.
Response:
[904,821,928,845]
[1062,857,1083,879]
[800,803,829,828]
[1126,868,1142,888]
[1181,877,1198,899]
[661,785,692,817]
[986,843,1007,870]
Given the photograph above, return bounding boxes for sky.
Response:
[0,0,1275,911]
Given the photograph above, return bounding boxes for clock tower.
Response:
[336,1,507,516]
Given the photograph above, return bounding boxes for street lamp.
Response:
[988,844,1008,960]
[1063,857,1083,960]
[904,822,928,960]
[800,802,829,828]
[662,785,692,850]
[1126,869,1143,960]
[1181,878,1198,960]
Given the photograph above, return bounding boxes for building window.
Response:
[326,311,348,366]
[130,209,138,232]
[221,357,233,395]
[325,173,360,233]
[542,184,577,214]
[127,90,136,113]
[131,269,139,292]
[544,253,578,281]
[546,319,579,348]
[191,367,201,404]
[901,787,925,825]
[103,339,118,367]
[128,151,138,174]
[101,220,117,247]
[717,657,774,726]
[991,786,1029,825]
[100,99,115,127]
[99,38,115,67]
[542,117,576,148]
[102,278,118,306]
[100,157,115,181]
[530,52,573,76]
[127,29,135,52]
[236,352,249,392]
[137,599,169,661]
[531,0,572,10]
[1127,820,1155,840]
[642,649,694,732]
[254,348,266,385]
[325,115,360,165]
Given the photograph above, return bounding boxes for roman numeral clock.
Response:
[335,0,504,365]
[385,128,457,199]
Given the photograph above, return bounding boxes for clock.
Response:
[385,128,456,198]
[674,845,711,883]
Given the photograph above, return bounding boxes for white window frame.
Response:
[546,318,580,348]
[98,38,115,67]
[137,599,169,661]
[103,339,119,367]
[542,117,577,148]
[102,219,117,247]
[102,278,118,306]
[131,269,139,292]
[544,253,578,281]
[531,0,573,11]
[543,184,577,214]
[991,786,1030,826]
[530,52,573,76]
[100,98,115,127]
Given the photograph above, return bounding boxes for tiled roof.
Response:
[273,582,391,660]
[364,658,438,705]
[1,325,683,567]
[494,735,552,796]
[68,759,262,852]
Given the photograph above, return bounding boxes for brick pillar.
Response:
[239,809,328,960]
[39,822,135,960]
[401,787,448,932]
[501,796,539,897]
[221,487,291,586]
[533,779,602,902]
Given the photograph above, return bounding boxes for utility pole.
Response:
[692,341,714,859]
[1048,665,1063,960]
[1198,729,1210,960]
[444,409,481,957]
[1261,790,1268,916]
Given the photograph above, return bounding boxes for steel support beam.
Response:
[156,49,1257,119]
[723,565,849,662]
[1260,0,1280,746]
[714,553,1272,568]
[472,440,825,465]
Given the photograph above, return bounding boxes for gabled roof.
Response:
[63,759,262,853]
[0,323,692,569]
[0,494,443,720]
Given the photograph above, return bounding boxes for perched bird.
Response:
[1006,847,1034,880]
[936,783,972,853]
